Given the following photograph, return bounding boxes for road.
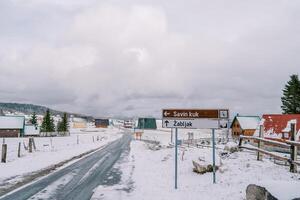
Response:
[0,133,132,200]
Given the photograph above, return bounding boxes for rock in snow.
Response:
[246,184,278,200]
[224,142,239,153]
[192,161,219,174]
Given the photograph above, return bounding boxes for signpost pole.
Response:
[227,118,230,142]
[212,128,216,184]
[175,128,178,189]
[171,128,173,144]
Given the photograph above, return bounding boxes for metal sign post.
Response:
[212,128,216,184]
[171,128,173,143]
[175,128,178,189]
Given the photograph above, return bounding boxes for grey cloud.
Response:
[0,0,299,117]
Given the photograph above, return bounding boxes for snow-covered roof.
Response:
[262,114,300,135]
[71,117,87,123]
[24,125,40,135]
[234,116,260,130]
[0,116,25,129]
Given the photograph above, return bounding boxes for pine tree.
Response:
[41,109,55,132]
[50,117,55,132]
[30,112,38,127]
[57,113,69,134]
[281,74,300,114]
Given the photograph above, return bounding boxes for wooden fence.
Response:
[239,124,299,173]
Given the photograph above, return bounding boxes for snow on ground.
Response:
[94,129,300,200]
[0,127,122,186]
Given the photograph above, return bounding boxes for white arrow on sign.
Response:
[164,111,170,117]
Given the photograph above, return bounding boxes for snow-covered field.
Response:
[1,127,300,200]
[0,127,122,187]
[93,129,300,200]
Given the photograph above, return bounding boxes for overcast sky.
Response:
[0,0,299,118]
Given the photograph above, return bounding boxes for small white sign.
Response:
[162,119,219,129]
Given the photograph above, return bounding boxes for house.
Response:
[70,117,87,129]
[230,115,260,136]
[136,118,157,130]
[24,124,40,136]
[124,120,134,128]
[0,116,25,137]
[95,118,109,128]
[261,114,300,141]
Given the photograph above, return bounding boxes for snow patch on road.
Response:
[78,155,109,185]
[91,144,135,200]
[28,171,77,200]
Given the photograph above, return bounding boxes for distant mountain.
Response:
[0,102,92,119]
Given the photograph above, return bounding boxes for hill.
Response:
[0,102,92,119]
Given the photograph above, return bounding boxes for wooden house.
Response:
[230,115,260,137]
[0,116,25,137]
[95,118,109,128]
[70,117,87,129]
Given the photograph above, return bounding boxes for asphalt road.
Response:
[0,133,132,200]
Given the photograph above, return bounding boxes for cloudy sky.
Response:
[0,0,299,118]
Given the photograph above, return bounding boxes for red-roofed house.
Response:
[262,114,300,141]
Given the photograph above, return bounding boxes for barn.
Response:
[136,118,157,129]
[0,116,25,137]
[95,118,110,128]
[230,115,260,137]
[262,114,300,141]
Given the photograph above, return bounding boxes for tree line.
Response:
[30,109,69,133]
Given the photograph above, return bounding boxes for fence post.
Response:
[18,142,21,158]
[1,144,7,163]
[29,138,33,153]
[77,135,79,144]
[257,125,264,161]
[23,141,28,150]
[32,138,36,151]
[290,123,297,173]
[50,138,53,149]
[238,136,243,148]
[93,136,95,143]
